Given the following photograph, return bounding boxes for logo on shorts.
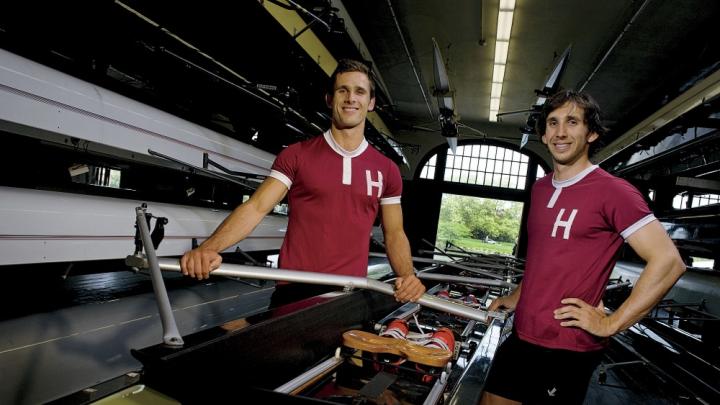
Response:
[547,387,557,397]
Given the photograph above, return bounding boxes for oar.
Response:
[156,258,505,323]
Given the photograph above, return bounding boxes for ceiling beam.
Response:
[260,1,393,137]
[331,0,395,108]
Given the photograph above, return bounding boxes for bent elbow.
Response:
[669,253,686,279]
[675,256,687,276]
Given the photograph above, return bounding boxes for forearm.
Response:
[508,281,522,302]
[384,230,415,278]
[606,255,685,334]
[502,280,522,308]
[489,281,522,311]
[198,178,286,253]
[199,203,264,253]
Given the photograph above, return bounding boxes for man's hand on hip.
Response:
[554,298,615,337]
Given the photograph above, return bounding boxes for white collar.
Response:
[552,165,598,189]
[323,129,368,158]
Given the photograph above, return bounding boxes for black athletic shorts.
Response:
[483,332,603,405]
[269,283,340,309]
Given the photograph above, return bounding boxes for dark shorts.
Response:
[483,332,603,405]
[269,283,340,309]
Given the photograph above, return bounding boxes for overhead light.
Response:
[496,10,514,40]
[489,0,516,122]
[490,97,500,112]
[492,64,506,83]
[491,82,503,97]
[493,41,509,64]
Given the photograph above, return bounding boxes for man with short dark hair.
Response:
[480,90,685,405]
[181,59,425,307]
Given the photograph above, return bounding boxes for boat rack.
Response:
[599,280,720,404]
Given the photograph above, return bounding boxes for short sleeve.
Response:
[380,161,402,205]
[604,179,655,239]
[269,143,301,189]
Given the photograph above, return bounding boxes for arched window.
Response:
[419,155,437,180]
[413,141,548,259]
[418,143,545,190]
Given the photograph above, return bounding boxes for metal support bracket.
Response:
[129,205,184,347]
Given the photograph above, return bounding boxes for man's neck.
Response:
[330,125,365,151]
[553,158,594,181]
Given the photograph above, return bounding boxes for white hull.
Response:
[0,186,286,265]
[0,48,275,175]
[0,49,289,266]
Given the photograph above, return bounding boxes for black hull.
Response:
[133,290,409,403]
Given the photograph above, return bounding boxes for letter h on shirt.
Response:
[552,208,578,240]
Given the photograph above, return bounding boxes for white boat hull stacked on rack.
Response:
[0,48,287,265]
[0,48,275,173]
[0,186,286,265]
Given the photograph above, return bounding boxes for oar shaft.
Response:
[157,258,500,322]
